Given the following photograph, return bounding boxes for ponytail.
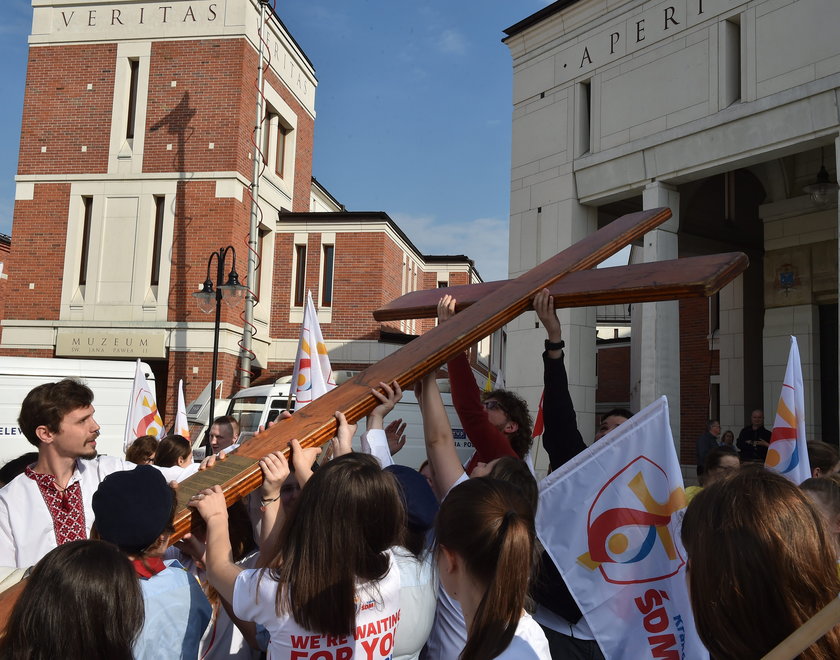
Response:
[436,479,536,660]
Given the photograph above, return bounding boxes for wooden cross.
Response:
[168,206,746,538]
[0,207,747,621]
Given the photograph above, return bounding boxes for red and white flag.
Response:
[123,360,164,451]
[764,336,810,484]
[173,379,190,441]
[537,397,707,659]
[290,291,336,409]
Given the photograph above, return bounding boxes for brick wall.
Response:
[166,180,251,327]
[679,297,719,461]
[4,184,71,321]
[144,40,246,174]
[18,44,116,175]
[596,343,631,404]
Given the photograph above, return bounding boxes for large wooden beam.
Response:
[373,253,749,321]
[170,207,674,539]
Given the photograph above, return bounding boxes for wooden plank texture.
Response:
[373,253,749,321]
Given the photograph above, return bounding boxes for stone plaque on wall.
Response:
[56,329,166,358]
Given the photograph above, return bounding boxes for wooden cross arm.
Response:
[373,252,749,321]
[169,206,674,539]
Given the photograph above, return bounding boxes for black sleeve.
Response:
[541,351,587,473]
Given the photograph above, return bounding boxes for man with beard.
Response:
[0,379,134,568]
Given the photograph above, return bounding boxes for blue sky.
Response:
[0,0,553,281]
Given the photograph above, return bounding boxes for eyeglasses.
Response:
[483,399,508,415]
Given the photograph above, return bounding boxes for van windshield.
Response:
[229,396,267,435]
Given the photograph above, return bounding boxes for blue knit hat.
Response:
[92,465,174,554]
[384,465,439,533]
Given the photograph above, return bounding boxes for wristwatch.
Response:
[545,339,565,351]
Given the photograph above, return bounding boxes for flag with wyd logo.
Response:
[536,397,707,660]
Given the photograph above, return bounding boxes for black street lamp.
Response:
[193,246,247,451]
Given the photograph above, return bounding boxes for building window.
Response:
[577,80,591,156]
[126,59,140,140]
[276,125,290,178]
[79,196,93,286]
[150,196,165,286]
[293,244,307,307]
[722,17,742,107]
[254,227,270,301]
[261,111,274,165]
[321,244,334,307]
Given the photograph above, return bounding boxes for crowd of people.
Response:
[0,289,838,659]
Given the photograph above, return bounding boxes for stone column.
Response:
[631,181,681,453]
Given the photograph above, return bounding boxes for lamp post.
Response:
[193,246,247,451]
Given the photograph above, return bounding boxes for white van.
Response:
[0,357,155,464]
[225,372,473,468]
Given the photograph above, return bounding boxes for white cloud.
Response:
[435,29,467,55]
[393,212,509,282]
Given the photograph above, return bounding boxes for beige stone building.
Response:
[503,0,839,466]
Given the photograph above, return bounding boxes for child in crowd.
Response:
[190,452,403,659]
[0,539,144,660]
[92,465,212,659]
[436,478,549,659]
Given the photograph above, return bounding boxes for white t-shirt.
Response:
[233,550,400,659]
[392,547,437,660]
[495,613,551,659]
[422,472,470,660]
[0,455,134,568]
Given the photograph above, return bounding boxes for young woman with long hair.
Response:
[0,539,144,660]
[682,468,840,659]
[435,477,549,660]
[190,451,405,659]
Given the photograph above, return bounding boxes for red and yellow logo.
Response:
[578,456,686,585]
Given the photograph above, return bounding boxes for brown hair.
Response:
[436,478,536,660]
[807,441,839,476]
[266,453,403,635]
[125,435,158,464]
[18,379,94,447]
[153,434,191,468]
[488,456,538,515]
[482,389,533,459]
[0,540,143,660]
[682,469,840,660]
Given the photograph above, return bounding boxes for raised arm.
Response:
[417,373,465,498]
[361,381,401,467]
[439,295,517,467]
[534,288,586,471]
[188,485,241,605]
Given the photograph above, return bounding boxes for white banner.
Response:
[290,291,336,408]
[537,397,707,660]
[123,359,163,451]
[765,336,811,484]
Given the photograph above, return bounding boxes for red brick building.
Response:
[1,0,483,420]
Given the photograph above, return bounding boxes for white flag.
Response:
[764,336,810,484]
[537,397,707,660]
[173,379,190,440]
[124,360,164,451]
[290,291,336,408]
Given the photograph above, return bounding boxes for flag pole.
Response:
[761,595,840,659]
